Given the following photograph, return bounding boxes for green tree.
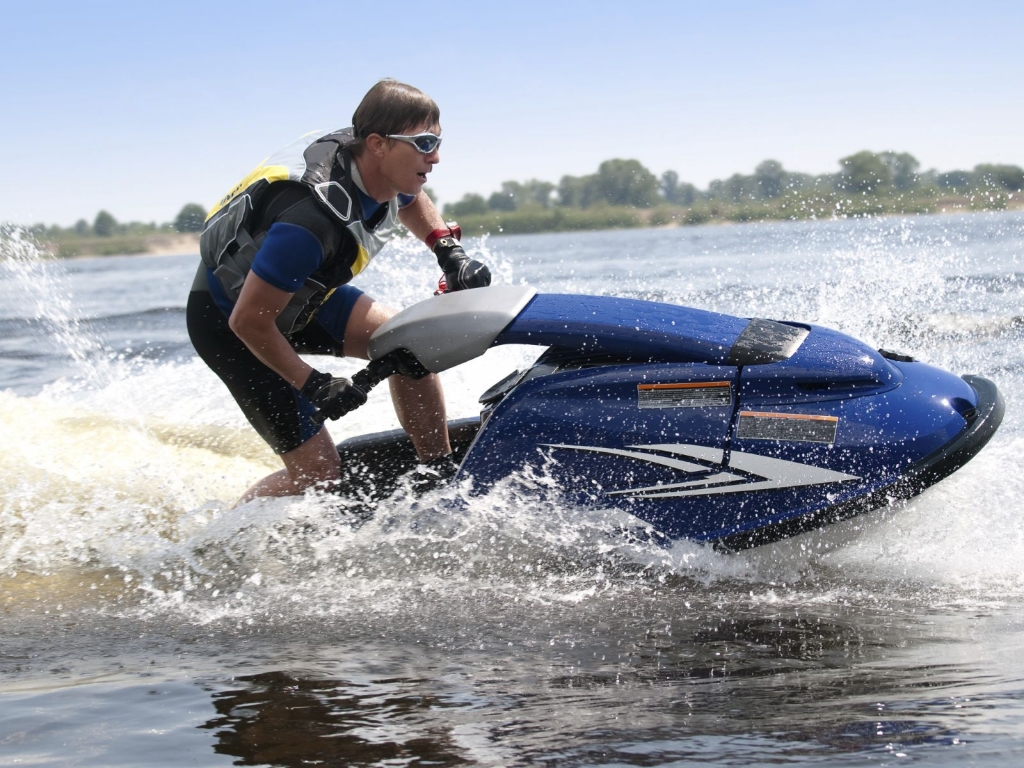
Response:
[754,160,786,199]
[94,210,117,237]
[174,203,208,233]
[709,173,759,203]
[522,179,556,208]
[838,151,892,194]
[487,190,517,211]
[937,171,972,191]
[73,219,90,236]
[488,181,523,211]
[661,171,698,205]
[443,193,488,218]
[784,172,836,193]
[594,159,659,207]
[661,170,679,201]
[879,152,920,190]
[483,179,556,211]
[557,174,592,207]
[973,164,1024,192]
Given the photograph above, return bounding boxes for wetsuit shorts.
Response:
[187,275,365,455]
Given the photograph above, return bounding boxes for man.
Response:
[187,79,490,504]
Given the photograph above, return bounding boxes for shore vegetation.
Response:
[12,152,1024,257]
[23,203,207,258]
[443,152,1023,235]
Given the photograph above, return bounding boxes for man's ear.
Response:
[364,133,388,158]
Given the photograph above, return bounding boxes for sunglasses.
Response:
[386,131,442,154]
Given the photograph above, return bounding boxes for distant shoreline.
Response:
[452,194,1023,238]
[44,233,200,259]
[39,201,1022,259]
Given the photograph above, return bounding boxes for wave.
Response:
[951,271,1024,294]
[2,360,1020,629]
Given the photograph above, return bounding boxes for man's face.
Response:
[379,120,441,197]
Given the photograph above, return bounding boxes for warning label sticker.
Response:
[637,381,733,409]
[736,411,839,444]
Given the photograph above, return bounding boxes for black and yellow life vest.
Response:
[200,128,401,333]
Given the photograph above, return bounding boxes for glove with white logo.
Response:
[433,236,491,291]
[301,369,368,421]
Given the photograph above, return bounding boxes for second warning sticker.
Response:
[736,411,839,444]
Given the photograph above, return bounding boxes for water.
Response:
[2,212,1023,766]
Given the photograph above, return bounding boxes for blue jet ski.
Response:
[331,285,1003,550]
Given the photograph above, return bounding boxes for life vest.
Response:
[200,128,400,334]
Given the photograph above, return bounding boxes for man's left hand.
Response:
[433,237,491,291]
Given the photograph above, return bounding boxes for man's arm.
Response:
[229,272,315,389]
[399,192,492,291]
[229,271,367,421]
[397,191,447,241]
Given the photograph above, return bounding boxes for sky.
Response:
[1,0,1022,227]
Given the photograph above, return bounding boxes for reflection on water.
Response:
[7,574,1008,765]
[205,671,474,767]
[170,593,1002,766]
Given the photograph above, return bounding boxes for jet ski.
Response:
[330,285,1003,550]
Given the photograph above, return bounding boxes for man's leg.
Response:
[236,428,341,504]
[188,287,343,504]
[342,294,452,461]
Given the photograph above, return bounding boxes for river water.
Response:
[1,212,1023,766]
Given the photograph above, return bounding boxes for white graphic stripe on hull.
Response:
[543,443,860,498]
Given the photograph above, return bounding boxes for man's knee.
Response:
[282,431,341,489]
[343,295,395,359]
[287,462,341,490]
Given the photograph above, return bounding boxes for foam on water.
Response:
[2,220,1023,627]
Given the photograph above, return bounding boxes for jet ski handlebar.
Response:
[311,348,431,424]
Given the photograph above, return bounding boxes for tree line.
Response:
[20,148,1024,254]
[441,150,1024,220]
[27,203,208,242]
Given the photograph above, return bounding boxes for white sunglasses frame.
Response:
[385,132,443,154]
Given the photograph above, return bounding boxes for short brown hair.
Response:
[350,79,440,154]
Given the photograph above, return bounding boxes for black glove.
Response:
[433,236,491,291]
[300,369,368,421]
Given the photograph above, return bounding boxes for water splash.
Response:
[0,225,116,391]
[2,220,1022,627]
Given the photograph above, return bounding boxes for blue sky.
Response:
[1,0,1021,226]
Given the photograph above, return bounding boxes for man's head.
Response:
[351,79,440,156]
[352,80,442,200]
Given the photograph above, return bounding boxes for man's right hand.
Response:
[301,370,368,421]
